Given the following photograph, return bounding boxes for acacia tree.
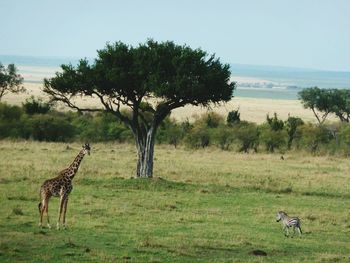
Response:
[43,40,235,178]
[299,87,350,123]
[328,89,350,123]
[0,63,24,101]
[298,87,333,124]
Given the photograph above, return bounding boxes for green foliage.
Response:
[266,113,284,131]
[0,63,24,100]
[327,89,350,122]
[196,112,225,128]
[25,114,76,142]
[212,125,235,150]
[297,124,332,153]
[206,112,224,128]
[185,124,211,148]
[227,109,240,125]
[233,121,259,152]
[156,118,185,148]
[0,103,24,138]
[260,113,287,152]
[22,96,52,115]
[260,124,287,153]
[43,40,235,137]
[285,116,304,149]
[43,40,236,177]
[72,112,132,142]
[0,102,23,121]
[299,87,350,124]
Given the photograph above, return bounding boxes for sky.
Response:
[0,0,349,71]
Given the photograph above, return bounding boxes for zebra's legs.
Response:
[283,226,289,237]
[297,227,302,236]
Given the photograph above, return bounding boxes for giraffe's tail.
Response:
[38,202,42,213]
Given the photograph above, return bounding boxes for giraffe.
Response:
[38,143,91,229]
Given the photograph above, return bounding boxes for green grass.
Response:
[1,141,350,262]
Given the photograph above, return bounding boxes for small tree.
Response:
[156,117,184,148]
[285,116,304,149]
[213,125,234,150]
[261,113,286,152]
[22,96,52,115]
[185,123,211,149]
[233,121,259,152]
[266,113,284,131]
[328,89,350,123]
[299,87,336,124]
[298,124,331,153]
[227,109,240,125]
[0,63,24,101]
[43,40,235,178]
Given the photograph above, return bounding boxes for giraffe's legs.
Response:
[39,198,50,228]
[57,195,65,230]
[45,199,51,229]
[39,199,45,227]
[62,197,69,229]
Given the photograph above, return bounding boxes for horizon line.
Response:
[1,54,350,73]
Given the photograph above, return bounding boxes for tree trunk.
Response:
[136,127,156,178]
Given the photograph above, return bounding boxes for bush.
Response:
[195,112,225,128]
[266,113,284,131]
[22,96,52,115]
[233,121,259,152]
[156,118,185,148]
[259,124,287,152]
[213,125,235,150]
[297,124,332,153]
[185,124,211,148]
[0,102,23,121]
[73,112,131,142]
[0,103,23,138]
[285,116,304,149]
[227,110,240,126]
[26,114,75,141]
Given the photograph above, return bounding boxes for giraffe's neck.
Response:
[68,149,85,179]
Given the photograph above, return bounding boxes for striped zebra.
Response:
[276,211,302,237]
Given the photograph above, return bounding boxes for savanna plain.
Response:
[1,141,350,262]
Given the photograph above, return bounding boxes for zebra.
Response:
[276,211,302,237]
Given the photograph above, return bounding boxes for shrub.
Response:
[0,103,23,138]
[0,102,23,121]
[259,124,287,152]
[285,116,304,149]
[233,121,259,152]
[227,109,240,126]
[156,117,185,147]
[27,114,75,141]
[195,112,225,128]
[213,125,235,150]
[185,124,211,148]
[266,113,284,131]
[297,124,332,153]
[22,96,52,115]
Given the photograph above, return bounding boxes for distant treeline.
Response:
[2,97,350,155]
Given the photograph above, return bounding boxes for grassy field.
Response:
[1,141,350,262]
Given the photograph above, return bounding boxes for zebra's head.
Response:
[276,211,286,222]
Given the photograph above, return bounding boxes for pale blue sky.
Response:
[0,0,349,71]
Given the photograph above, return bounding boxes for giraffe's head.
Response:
[82,143,91,156]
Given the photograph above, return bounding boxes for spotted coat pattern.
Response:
[39,144,90,229]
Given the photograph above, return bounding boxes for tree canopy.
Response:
[0,63,24,101]
[43,40,235,177]
[299,87,350,124]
